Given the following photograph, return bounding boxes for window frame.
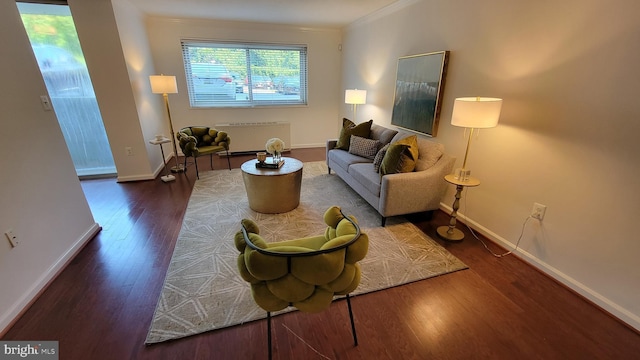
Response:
[181,40,308,108]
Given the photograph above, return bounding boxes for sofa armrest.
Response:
[378,154,456,216]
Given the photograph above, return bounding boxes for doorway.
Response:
[17,2,116,178]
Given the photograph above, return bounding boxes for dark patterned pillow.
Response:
[373,143,390,173]
[348,135,379,159]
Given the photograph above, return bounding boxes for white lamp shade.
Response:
[150,75,178,94]
[345,89,367,105]
[451,97,502,128]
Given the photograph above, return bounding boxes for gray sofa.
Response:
[326,124,455,226]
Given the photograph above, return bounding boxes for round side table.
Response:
[437,174,480,241]
[240,157,303,214]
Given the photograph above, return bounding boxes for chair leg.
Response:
[346,294,358,346]
[210,153,214,170]
[381,216,386,227]
[194,156,200,179]
[267,311,272,360]
[226,150,231,170]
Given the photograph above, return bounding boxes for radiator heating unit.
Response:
[216,122,291,154]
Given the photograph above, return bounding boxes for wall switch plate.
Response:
[5,230,18,247]
[40,95,52,111]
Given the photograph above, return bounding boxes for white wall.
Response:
[69,0,157,181]
[111,0,169,176]
[145,17,343,149]
[342,0,640,330]
[0,2,100,333]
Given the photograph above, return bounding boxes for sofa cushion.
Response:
[372,143,389,173]
[415,140,445,171]
[349,135,379,159]
[348,163,381,197]
[328,148,372,173]
[370,124,398,146]
[380,143,410,175]
[335,118,373,150]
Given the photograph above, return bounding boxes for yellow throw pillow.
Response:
[386,135,418,173]
[395,135,418,162]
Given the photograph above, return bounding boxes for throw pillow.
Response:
[373,143,390,173]
[348,135,379,159]
[335,118,373,150]
[394,135,419,168]
[380,143,410,175]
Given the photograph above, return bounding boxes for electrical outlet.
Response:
[5,230,18,247]
[126,147,133,156]
[531,203,547,220]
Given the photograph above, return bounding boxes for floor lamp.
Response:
[345,89,367,122]
[150,75,184,173]
[437,97,502,241]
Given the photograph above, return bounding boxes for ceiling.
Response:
[127,0,401,27]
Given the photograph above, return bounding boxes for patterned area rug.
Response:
[145,161,467,344]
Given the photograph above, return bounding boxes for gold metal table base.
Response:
[437,225,465,241]
[241,157,303,214]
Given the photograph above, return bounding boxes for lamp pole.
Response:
[162,93,183,173]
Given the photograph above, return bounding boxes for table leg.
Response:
[437,184,465,241]
[159,143,175,182]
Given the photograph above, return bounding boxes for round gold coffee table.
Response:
[241,157,303,214]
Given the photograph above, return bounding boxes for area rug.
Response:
[145,161,467,344]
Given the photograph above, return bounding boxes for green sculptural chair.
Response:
[177,126,231,179]
[234,206,369,359]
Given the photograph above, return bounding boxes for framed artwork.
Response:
[391,51,449,137]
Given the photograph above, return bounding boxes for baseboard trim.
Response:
[117,173,156,182]
[439,203,640,332]
[0,223,102,336]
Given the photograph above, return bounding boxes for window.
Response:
[181,40,307,108]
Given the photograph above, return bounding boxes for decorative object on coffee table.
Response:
[265,137,285,164]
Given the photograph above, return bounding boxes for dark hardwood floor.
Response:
[3,148,639,359]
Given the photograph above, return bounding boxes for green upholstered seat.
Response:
[234,206,369,359]
[177,126,231,178]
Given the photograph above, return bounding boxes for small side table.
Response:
[241,157,303,214]
[149,137,175,182]
[437,174,480,241]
